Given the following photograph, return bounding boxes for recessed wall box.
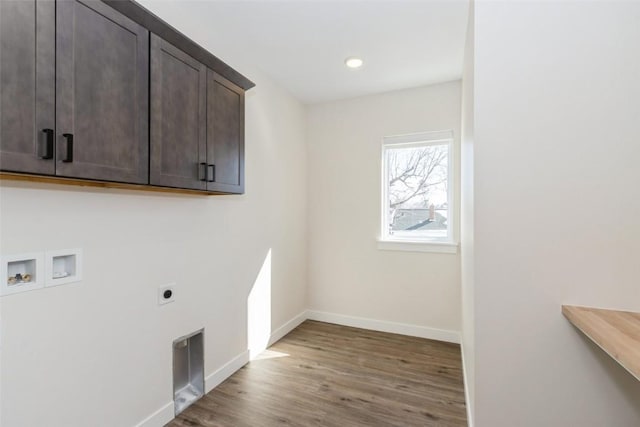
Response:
[173,329,204,415]
[1,252,45,296]
[45,248,83,287]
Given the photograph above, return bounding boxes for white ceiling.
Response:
[138,0,469,104]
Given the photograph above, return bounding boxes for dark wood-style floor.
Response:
[167,320,467,427]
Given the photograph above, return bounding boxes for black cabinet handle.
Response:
[62,133,73,163]
[40,129,54,160]
[199,162,207,181]
[208,164,215,182]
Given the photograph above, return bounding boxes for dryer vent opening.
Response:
[173,329,204,415]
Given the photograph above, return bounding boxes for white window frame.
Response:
[378,130,457,254]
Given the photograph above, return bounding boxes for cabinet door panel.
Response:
[206,71,244,194]
[150,35,206,190]
[56,0,149,183]
[0,0,55,175]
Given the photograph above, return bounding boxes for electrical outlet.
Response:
[158,283,175,305]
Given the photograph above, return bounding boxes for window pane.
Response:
[386,143,448,239]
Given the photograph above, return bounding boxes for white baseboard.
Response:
[205,350,250,393]
[460,342,473,427]
[134,401,174,427]
[268,310,308,346]
[307,310,460,344]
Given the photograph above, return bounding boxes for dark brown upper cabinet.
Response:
[0,0,55,175]
[150,34,207,190]
[56,0,149,184]
[149,49,245,193]
[206,70,245,194]
[1,0,149,184]
[1,0,253,195]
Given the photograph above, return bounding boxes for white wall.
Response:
[0,68,308,426]
[307,82,462,336]
[474,1,640,425]
[460,0,475,423]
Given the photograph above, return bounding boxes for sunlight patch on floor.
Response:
[252,349,290,361]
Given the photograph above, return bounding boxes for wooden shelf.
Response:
[562,305,640,381]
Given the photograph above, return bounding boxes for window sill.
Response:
[377,240,459,254]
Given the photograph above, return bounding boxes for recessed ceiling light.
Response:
[345,57,363,69]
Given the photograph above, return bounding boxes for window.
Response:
[381,130,455,248]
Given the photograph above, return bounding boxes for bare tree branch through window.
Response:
[384,142,449,239]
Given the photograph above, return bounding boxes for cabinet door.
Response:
[150,35,207,190]
[206,70,245,194]
[56,0,149,184]
[0,0,55,175]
